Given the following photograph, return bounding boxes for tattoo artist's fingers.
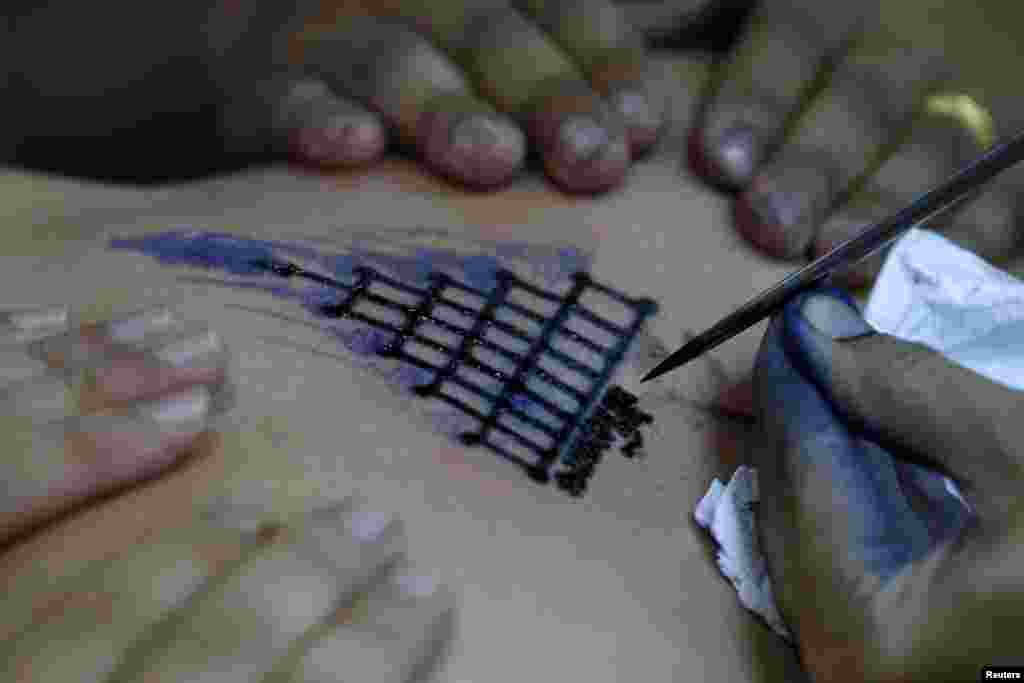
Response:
[400,3,630,193]
[297,16,525,190]
[733,44,950,259]
[0,385,213,546]
[891,459,974,548]
[222,75,387,168]
[812,105,1022,288]
[772,289,1024,524]
[0,520,260,682]
[514,0,666,155]
[288,562,455,683]
[753,291,937,654]
[688,0,868,189]
[110,500,407,683]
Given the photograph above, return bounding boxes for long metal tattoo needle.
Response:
[641,129,1024,383]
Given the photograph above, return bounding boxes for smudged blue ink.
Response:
[392,364,436,388]
[329,326,395,356]
[461,254,500,292]
[110,231,275,276]
[301,286,346,311]
[557,247,590,275]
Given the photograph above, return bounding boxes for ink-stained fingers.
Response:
[0,385,213,546]
[753,299,933,620]
[25,308,228,407]
[734,46,951,260]
[689,0,869,190]
[110,500,408,682]
[514,0,665,156]
[411,3,630,193]
[891,459,974,547]
[0,520,260,683]
[290,562,455,683]
[299,16,525,189]
[777,292,1024,523]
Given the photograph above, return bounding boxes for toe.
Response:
[222,76,387,168]
[524,78,630,194]
[811,95,1022,289]
[736,42,950,261]
[690,0,869,190]
[416,97,526,190]
[298,15,525,189]
[514,0,666,157]
[402,3,630,193]
[733,153,836,259]
[278,79,387,167]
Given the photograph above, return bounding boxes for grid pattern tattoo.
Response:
[262,258,658,496]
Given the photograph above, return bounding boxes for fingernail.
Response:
[108,308,182,343]
[559,116,610,163]
[154,329,226,370]
[708,124,760,187]
[142,386,212,436]
[1,307,69,343]
[800,293,873,340]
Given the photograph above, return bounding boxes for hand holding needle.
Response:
[641,129,1024,383]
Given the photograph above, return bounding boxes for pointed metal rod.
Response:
[641,129,1024,383]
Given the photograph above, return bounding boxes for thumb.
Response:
[786,289,1024,522]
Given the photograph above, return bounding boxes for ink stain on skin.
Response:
[110,229,656,496]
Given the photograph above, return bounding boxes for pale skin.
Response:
[3,0,1024,680]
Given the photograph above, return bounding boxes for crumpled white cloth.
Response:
[695,228,1015,639]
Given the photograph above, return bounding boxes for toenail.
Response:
[154,329,226,370]
[559,117,609,163]
[296,116,384,166]
[610,88,658,130]
[710,124,759,187]
[108,309,181,343]
[143,386,212,436]
[733,189,810,260]
[748,189,795,228]
[450,115,523,158]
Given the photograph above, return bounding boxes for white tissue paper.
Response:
[695,227,1016,640]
